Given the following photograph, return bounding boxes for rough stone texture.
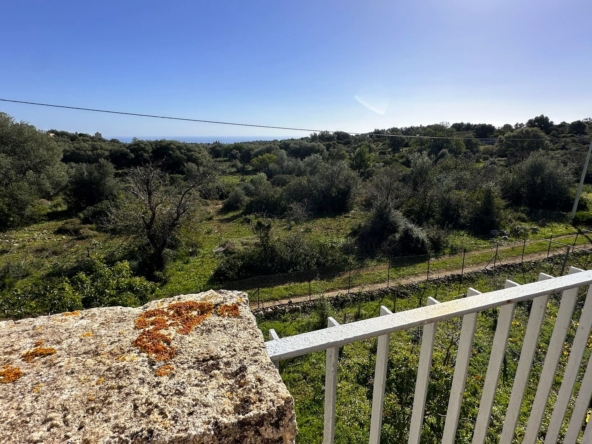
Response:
[0,290,297,443]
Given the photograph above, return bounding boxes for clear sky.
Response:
[1,0,591,139]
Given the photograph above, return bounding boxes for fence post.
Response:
[493,242,499,270]
[387,258,391,289]
[348,269,352,294]
[458,249,466,295]
[426,256,431,282]
[573,232,579,247]
[561,246,571,275]
[547,234,553,258]
[521,238,526,264]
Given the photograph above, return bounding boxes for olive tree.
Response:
[107,162,214,277]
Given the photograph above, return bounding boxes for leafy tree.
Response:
[250,153,278,173]
[410,124,465,156]
[223,186,248,211]
[470,186,504,233]
[0,113,67,228]
[473,123,496,138]
[107,163,213,277]
[495,127,551,163]
[65,159,119,213]
[569,120,588,135]
[350,145,373,172]
[526,114,554,134]
[309,161,359,215]
[501,151,573,210]
[364,167,407,210]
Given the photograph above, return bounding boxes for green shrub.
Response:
[64,160,118,213]
[211,231,350,282]
[384,222,430,257]
[80,200,113,224]
[573,211,592,227]
[0,256,156,319]
[425,225,449,254]
[356,203,406,254]
[71,256,156,308]
[223,187,248,211]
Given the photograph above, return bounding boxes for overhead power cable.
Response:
[0,97,583,142]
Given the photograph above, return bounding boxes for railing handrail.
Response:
[266,269,592,361]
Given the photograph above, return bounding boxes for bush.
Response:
[64,159,118,213]
[356,203,406,254]
[80,200,113,224]
[223,187,248,212]
[425,226,449,254]
[509,223,530,238]
[0,255,156,319]
[211,231,350,282]
[501,151,573,210]
[470,186,505,234]
[573,211,592,227]
[71,256,156,308]
[384,222,430,257]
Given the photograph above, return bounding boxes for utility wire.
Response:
[0,98,326,133]
[0,97,584,142]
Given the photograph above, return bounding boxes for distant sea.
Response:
[113,136,292,144]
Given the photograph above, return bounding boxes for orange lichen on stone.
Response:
[217,303,240,318]
[62,311,80,317]
[96,377,105,385]
[132,301,215,362]
[154,365,174,377]
[34,339,44,347]
[32,383,44,393]
[22,346,57,363]
[133,329,176,361]
[0,365,23,383]
[134,308,168,330]
[168,301,214,334]
[79,331,93,338]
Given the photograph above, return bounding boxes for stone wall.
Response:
[0,290,297,443]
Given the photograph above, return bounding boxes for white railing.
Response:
[265,267,592,443]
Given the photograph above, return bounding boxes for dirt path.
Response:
[250,236,591,310]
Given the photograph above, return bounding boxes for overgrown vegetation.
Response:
[1,111,592,316]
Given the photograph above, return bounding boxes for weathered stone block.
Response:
[0,290,297,443]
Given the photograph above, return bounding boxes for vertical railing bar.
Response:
[369,306,393,444]
[583,419,592,444]
[269,329,280,369]
[472,280,520,444]
[499,272,555,444]
[408,297,440,444]
[441,288,481,444]
[544,283,592,443]
[324,317,340,444]
[563,351,592,444]
[522,267,583,444]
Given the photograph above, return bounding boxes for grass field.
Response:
[0,196,589,306]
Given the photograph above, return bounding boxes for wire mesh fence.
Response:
[211,230,592,309]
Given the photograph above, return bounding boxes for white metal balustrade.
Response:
[265,268,592,443]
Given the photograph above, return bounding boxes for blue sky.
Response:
[1,0,591,139]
